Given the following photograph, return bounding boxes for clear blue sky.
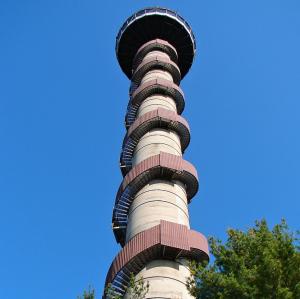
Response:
[0,1,299,298]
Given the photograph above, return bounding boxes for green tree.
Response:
[125,273,150,299]
[77,287,95,299]
[105,273,149,299]
[78,273,149,299]
[187,219,300,299]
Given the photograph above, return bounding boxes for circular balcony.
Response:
[116,7,196,79]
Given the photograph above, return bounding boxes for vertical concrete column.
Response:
[124,259,193,299]
[125,45,193,298]
[126,47,189,242]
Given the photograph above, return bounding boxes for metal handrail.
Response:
[116,7,196,54]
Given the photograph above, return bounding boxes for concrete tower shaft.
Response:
[104,8,209,298]
[127,45,189,244]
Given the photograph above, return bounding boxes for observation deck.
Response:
[116,7,196,79]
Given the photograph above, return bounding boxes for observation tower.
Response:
[104,7,209,298]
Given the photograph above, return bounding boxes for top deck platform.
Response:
[116,7,196,80]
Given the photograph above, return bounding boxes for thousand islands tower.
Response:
[104,7,209,298]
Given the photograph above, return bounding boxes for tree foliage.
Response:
[79,273,149,298]
[105,273,149,299]
[125,273,149,299]
[77,287,95,299]
[187,219,300,299]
